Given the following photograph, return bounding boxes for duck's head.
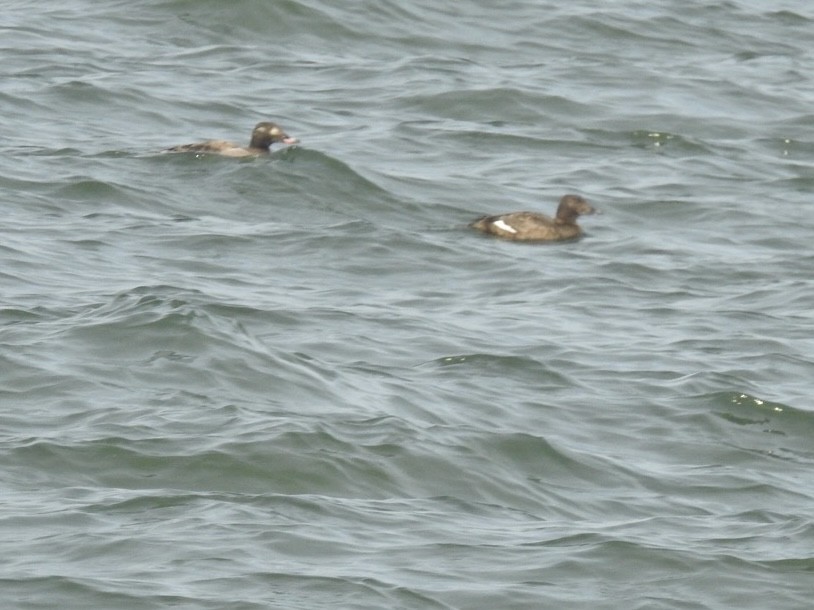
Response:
[249,122,298,150]
[556,194,596,222]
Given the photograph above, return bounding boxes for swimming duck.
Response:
[470,194,597,242]
[164,122,298,157]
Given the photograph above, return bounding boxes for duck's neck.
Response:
[555,213,578,225]
[248,136,271,150]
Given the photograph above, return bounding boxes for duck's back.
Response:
[165,139,255,157]
[470,211,581,241]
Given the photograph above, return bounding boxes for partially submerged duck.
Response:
[164,121,298,157]
[470,194,597,242]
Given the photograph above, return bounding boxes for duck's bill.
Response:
[282,136,299,145]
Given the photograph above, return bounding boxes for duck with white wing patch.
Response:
[470,194,597,242]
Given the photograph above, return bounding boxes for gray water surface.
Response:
[3,2,814,609]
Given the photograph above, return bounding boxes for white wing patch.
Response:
[492,219,517,234]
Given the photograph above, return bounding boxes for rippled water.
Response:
[3,1,814,608]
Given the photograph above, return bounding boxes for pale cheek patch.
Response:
[492,219,517,234]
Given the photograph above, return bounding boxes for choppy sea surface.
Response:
[3,1,814,608]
